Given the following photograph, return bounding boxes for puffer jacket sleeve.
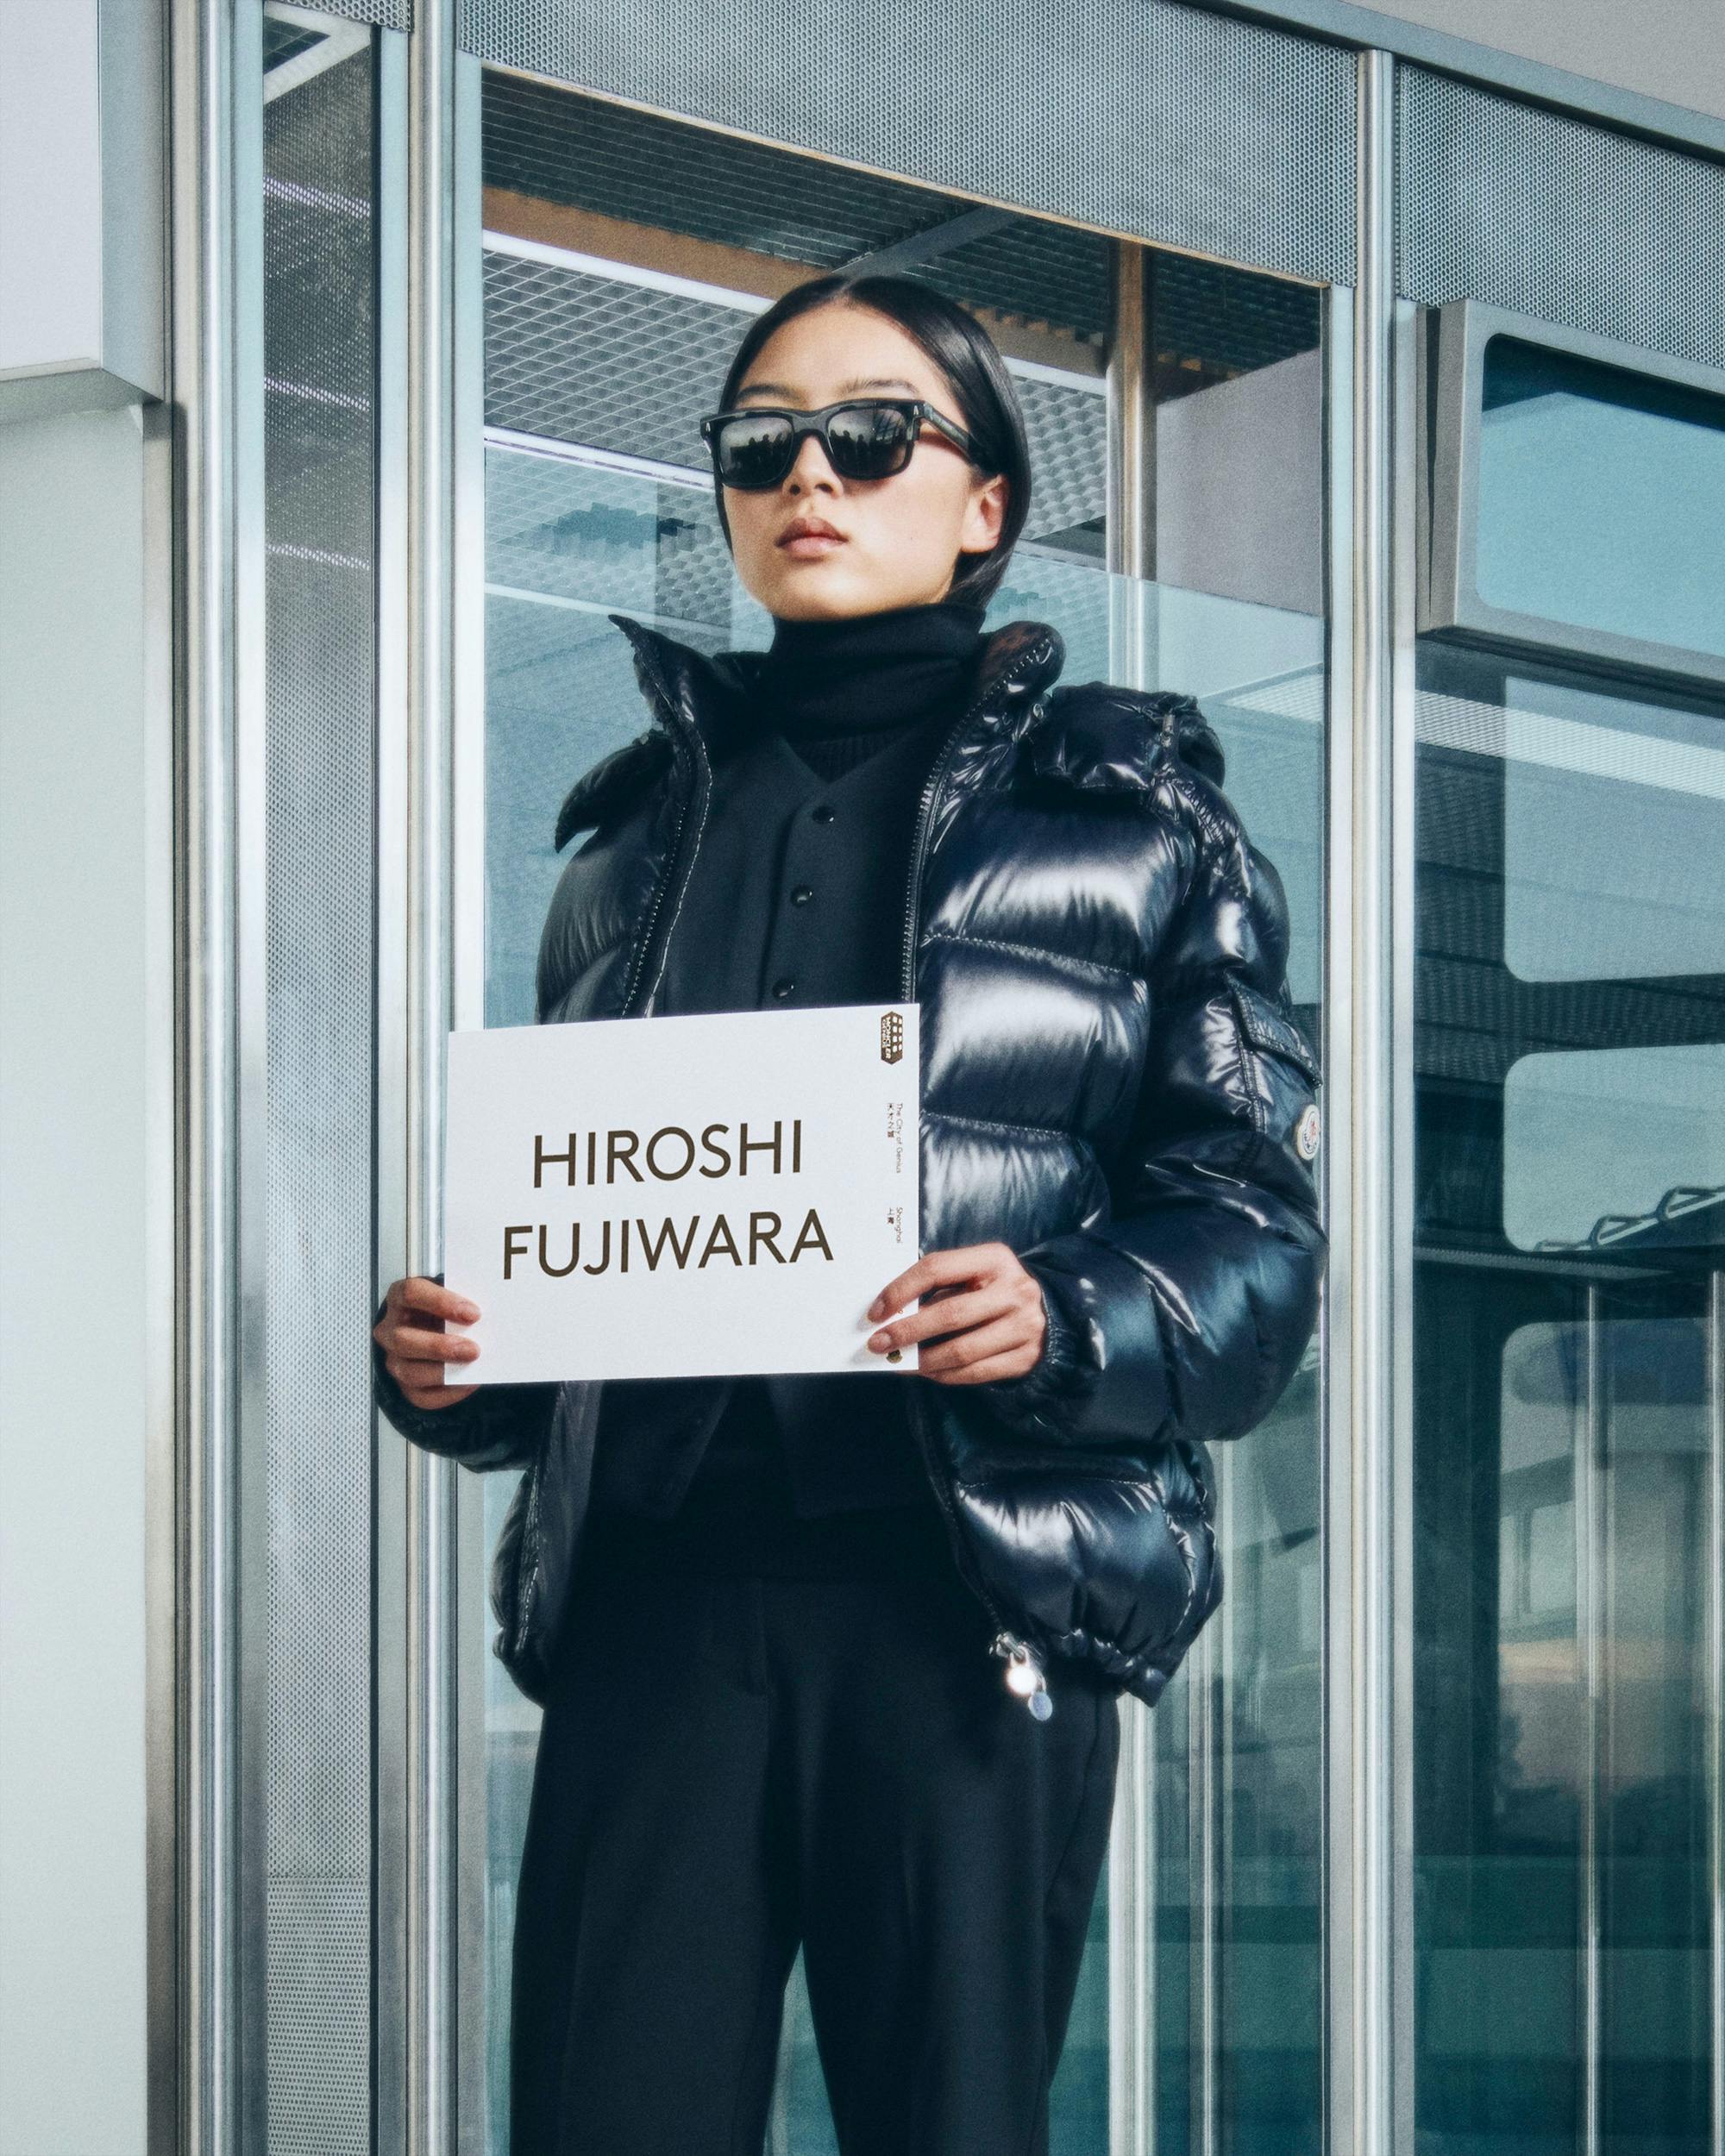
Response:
[372,1272,559,1474]
[980,804,1327,1454]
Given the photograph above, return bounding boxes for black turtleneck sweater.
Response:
[649,592,989,1021]
[581,594,989,1581]
[752,593,988,780]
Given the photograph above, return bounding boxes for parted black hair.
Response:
[708,272,1033,611]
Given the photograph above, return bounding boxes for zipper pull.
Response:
[989,1631,1054,1720]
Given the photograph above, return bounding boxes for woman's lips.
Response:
[778,531,846,559]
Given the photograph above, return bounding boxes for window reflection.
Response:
[1503,1047,1725,1252]
[1499,672,1725,984]
[477,75,1327,2153]
[1477,335,1725,661]
[1414,639,1725,2156]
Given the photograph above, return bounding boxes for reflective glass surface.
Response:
[1414,642,1725,2155]
[477,75,1327,2153]
[1476,335,1725,662]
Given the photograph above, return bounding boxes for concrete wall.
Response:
[0,401,169,2156]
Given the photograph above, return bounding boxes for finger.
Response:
[398,1275,481,1324]
[868,1281,1014,1352]
[916,1312,1038,1376]
[925,1343,1044,1386]
[389,1323,480,1364]
[868,1242,1007,1321]
[385,1345,479,1392]
[399,1377,481,1410]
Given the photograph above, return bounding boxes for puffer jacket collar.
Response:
[555,611,1226,851]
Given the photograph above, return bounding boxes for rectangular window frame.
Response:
[1418,296,1725,692]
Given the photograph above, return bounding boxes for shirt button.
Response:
[790,884,814,906]
[771,976,797,999]
[812,804,836,824]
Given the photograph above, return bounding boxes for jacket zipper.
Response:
[613,630,713,1018]
[895,630,1056,1001]
[898,630,1060,1718]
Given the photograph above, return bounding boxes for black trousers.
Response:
[509,1547,1121,2156]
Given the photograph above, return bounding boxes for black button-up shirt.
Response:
[659,714,938,1016]
[582,705,956,1572]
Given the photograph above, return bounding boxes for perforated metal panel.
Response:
[266,1881,370,2148]
[263,38,376,2156]
[1399,67,1725,370]
[482,71,1117,346]
[285,0,411,28]
[461,0,1355,285]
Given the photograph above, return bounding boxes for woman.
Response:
[373,270,1326,2154]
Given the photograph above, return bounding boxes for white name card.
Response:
[441,1003,921,1384]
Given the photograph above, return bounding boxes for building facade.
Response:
[3,1,1724,2151]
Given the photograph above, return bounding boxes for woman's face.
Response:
[719,302,1009,621]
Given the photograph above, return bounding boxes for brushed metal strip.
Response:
[1578,1283,1604,2156]
[1196,1462,1232,2156]
[170,0,263,2142]
[1105,242,1153,694]
[1389,277,1421,2156]
[1106,234,1157,2156]
[451,43,493,2156]
[143,379,183,2156]
[231,7,270,2143]
[375,22,412,2154]
[405,3,462,2150]
[1338,46,1400,2156]
[1710,1268,1725,2156]
[1320,269,1358,2156]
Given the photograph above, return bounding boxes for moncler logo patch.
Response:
[1295,1103,1321,1160]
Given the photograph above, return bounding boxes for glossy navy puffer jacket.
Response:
[371,610,1327,1717]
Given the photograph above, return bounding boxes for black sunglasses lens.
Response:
[827,403,914,479]
[714,413,795,488]
[710,403,917,487]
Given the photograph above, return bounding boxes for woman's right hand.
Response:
[373,1276,482,1411]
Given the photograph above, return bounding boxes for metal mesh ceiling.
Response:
[483,248,1107,544]
[274,0,408,27]
[265,21,331,67]
[482,71,1117,347]
[461,0,1355,285]
[1153,250,1320,392]
[1399,67,1725,370]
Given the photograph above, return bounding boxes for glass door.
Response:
[471,71,1333,2152]
[1412,306,1725,2156]
[1411,645,1725,2156]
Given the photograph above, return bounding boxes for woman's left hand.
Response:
[865,1242,1047,1383]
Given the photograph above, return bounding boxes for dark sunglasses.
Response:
[698,396,982,490]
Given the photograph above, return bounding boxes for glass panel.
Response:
[1500,673,1725,983]
[1476,335,1725,661]
[1504,1049,1725,1252]
[260,15,380,2150]
[1144,255,1327,2156]
[1413,640,1725,2156]
[478,75,1327,2153]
